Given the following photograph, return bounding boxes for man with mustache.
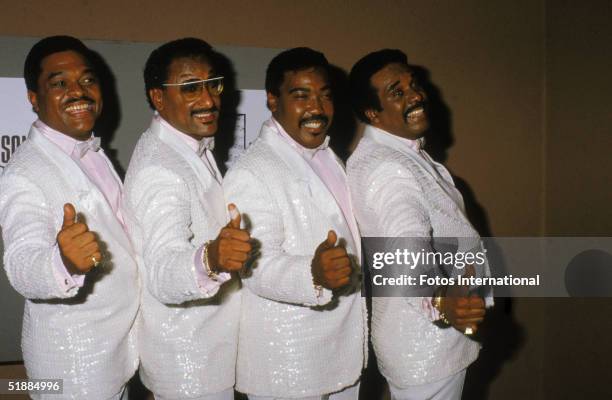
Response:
[347,49,489,400]
[224,47,367,400]
[0,36,139,398]
[123,38,251,400]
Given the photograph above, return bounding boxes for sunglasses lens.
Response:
[175,78,224,100]
[208,79,224,96]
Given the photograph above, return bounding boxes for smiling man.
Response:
[123,38,251,400]
[0,36,139,399]
[224,47,367,400]
[347,49,489,400]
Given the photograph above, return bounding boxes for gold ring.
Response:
[464,327,474,335]
[91,256,100,268]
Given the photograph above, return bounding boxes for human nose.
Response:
[407,88,424,103]
[66,80,85,98]
[195,83,215,108]
[307,95,324,114]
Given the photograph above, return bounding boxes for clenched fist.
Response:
[207,204,252,273]
[311,230,352,290]
[436,266,486,334]
[57,203,102,274]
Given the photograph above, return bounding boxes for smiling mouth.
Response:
[300,117,328,131]
[64,102,95,115]
[192,109,218,124]
[404,103,427,123]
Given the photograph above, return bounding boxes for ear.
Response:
[150,88,164,112]
[27,90,39,113]
[266,92,278,113]
[365,108,378,124]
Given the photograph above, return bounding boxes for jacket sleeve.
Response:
[1,173,80,299]
[125,166,223,304]
[362,161,442,318]
[224,167,333,307]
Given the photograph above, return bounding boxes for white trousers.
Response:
[389,369,466,400]
[248,381,360,400]
[156,388,234,400]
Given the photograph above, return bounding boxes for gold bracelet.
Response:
[432,295,450,325]
[202,240,219,280]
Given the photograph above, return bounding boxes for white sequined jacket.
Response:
[347,125,483,387]
[123,117,240,399]
[223,122,368,397]
[0,126,139,399]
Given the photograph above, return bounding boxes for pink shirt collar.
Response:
[155,113,214,155]
[270,117,330,160]
[369,125,425,152]
[34,119,96,155]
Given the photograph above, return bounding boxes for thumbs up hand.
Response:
[207,204,252,273]
[436,265,486,334]
[311,230,352,290]
[56,203,102,274]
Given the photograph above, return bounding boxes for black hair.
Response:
[265,47,331,97]
[24,35,93,92]
[143,38,215,109]
[349,49,409,123]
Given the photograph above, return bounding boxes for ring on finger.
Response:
[91,255,100,268]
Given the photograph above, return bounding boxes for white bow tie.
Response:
[197,137,215,157]
[73,137,101,159]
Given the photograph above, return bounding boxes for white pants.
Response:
[248,381,360,400]
[156,388,234,400]
[389,369,466,400]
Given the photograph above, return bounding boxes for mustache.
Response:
[299,115,329,126]
[64,96,95,106]
[403,101,427,120]
[191,106,219,116]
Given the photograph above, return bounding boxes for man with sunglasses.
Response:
[124,38,251,400]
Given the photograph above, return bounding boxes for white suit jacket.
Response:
[0,126,139,399]
[123,117,240,399]
[347,125,483,387]
[223,122,367,398]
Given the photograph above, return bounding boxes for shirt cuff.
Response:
[194,244,231,295]
[52,244,85,294]
[422,297,441,322]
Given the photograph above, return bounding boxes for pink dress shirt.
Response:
[156,115,231,293]
[35,119,124,293]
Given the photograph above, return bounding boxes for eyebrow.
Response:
[289,87,310,94]
[46,67,95,81]
[47,71,63,81]
[178,70,216,80]
[288,85,331,94]
[386,80,401,92]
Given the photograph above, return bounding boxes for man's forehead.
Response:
[371,63,413,89]
[40,50,91,74]
[281,67,330,88]
[168,56,214,76]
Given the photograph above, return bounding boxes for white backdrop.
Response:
[0,78,36,169]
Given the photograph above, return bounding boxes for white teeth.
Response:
[407,107,424,117]
[194,112,213,118]
[408,108,423,117]
[65,103,91,112]
[303,121,323,129]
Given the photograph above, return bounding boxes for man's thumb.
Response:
[325,230,337,248]
[228,203,241,229]
[62,203,76,228]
